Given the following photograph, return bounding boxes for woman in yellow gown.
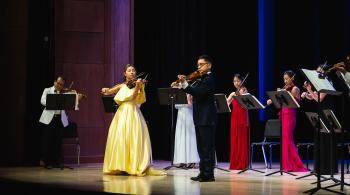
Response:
[101,64,166,176]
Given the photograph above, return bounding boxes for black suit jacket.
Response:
[184,72,217,126]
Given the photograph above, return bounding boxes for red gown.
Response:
[280,107,307,172]
[280,86,307,172]
[229,98,250,170]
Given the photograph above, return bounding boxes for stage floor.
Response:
[0,161,349,194]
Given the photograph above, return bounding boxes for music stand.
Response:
[335,71,350,96]
[265,90,299,177]
[305,112,330,133]
[302,112,338,184]
[300,68,343,195]
[158,88,188,170]
[46,94,76,110]
[334,71,350,191]
[322,109,350,191]
[214,94,231,113]
[102,96,118,113]
[212,94,231,172]
[233,93,265,174]
[46,94,77,170]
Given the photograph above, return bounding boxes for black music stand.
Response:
[309,109,341,185]
[233,93,265,174]
[300,68,343,195]
[102,96,118,113]
[332,71,350,191]
[46,94,76,170]
[335,71,350,96]
[304,112,330,134]
[265,90,299,177]
[158,88,188,170]
[46,94,76,110]
[212,94,231,172]
[322,109,350,191]
[303,112,345,195]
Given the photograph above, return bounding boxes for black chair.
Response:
[62,121,80,166]
[251,119,281,169]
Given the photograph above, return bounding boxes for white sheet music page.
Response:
[301,68,336,92]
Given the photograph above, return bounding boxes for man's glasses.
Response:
[197,63,208,68]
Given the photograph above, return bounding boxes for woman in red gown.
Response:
[267,70,307,172]
[227,74,249,170]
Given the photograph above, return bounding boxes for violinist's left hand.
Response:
[177,75,188,89]
[239,87,247,95]
[177,75,186,82]
[135,78,143,87]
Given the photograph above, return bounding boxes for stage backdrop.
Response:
[54,0,134,163]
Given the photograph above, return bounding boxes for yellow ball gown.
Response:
[103,84,166,176]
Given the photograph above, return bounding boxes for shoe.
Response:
[179,163,186,168]
[187,163,196,169]
[44,165,53,169]
[190,175,202,181]
[198,177,215,182]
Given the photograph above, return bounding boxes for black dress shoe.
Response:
[198,177,215,182]
[44,165,53,169]
[190,175,202,181]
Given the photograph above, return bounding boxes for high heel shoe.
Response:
[187,163,196,169]
[178,163,187,168]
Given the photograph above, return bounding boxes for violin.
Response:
[173,69,210,86]
[325,62,347,74]
[235,72,249,96]
[126,72,148,89]
[281,74,295,91]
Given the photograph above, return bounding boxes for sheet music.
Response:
[305,112,330,133]
[323,109,342,132]
[301,68,336,92]
[285,90,300,108]
[319,118,330,133]
[241,93,265,109]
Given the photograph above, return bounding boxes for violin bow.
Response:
[239,72,249,89]
[68,81,74,90]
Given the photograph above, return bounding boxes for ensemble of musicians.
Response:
[38,53,350,182]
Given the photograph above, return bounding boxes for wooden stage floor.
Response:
[0,161,349,194]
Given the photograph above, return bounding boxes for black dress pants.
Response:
[42,117,63,166]
[195,125,216,178]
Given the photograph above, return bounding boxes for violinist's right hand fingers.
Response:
[101,88,108,94]
[171,82,177,87]
[136,79,142,86]
[301,92,307,99]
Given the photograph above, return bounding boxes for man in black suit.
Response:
[177,55,217,182]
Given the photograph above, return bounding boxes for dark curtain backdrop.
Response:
[134,0,259,161]
[134,0,350,162]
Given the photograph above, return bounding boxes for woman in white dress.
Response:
[173,93,200,168]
